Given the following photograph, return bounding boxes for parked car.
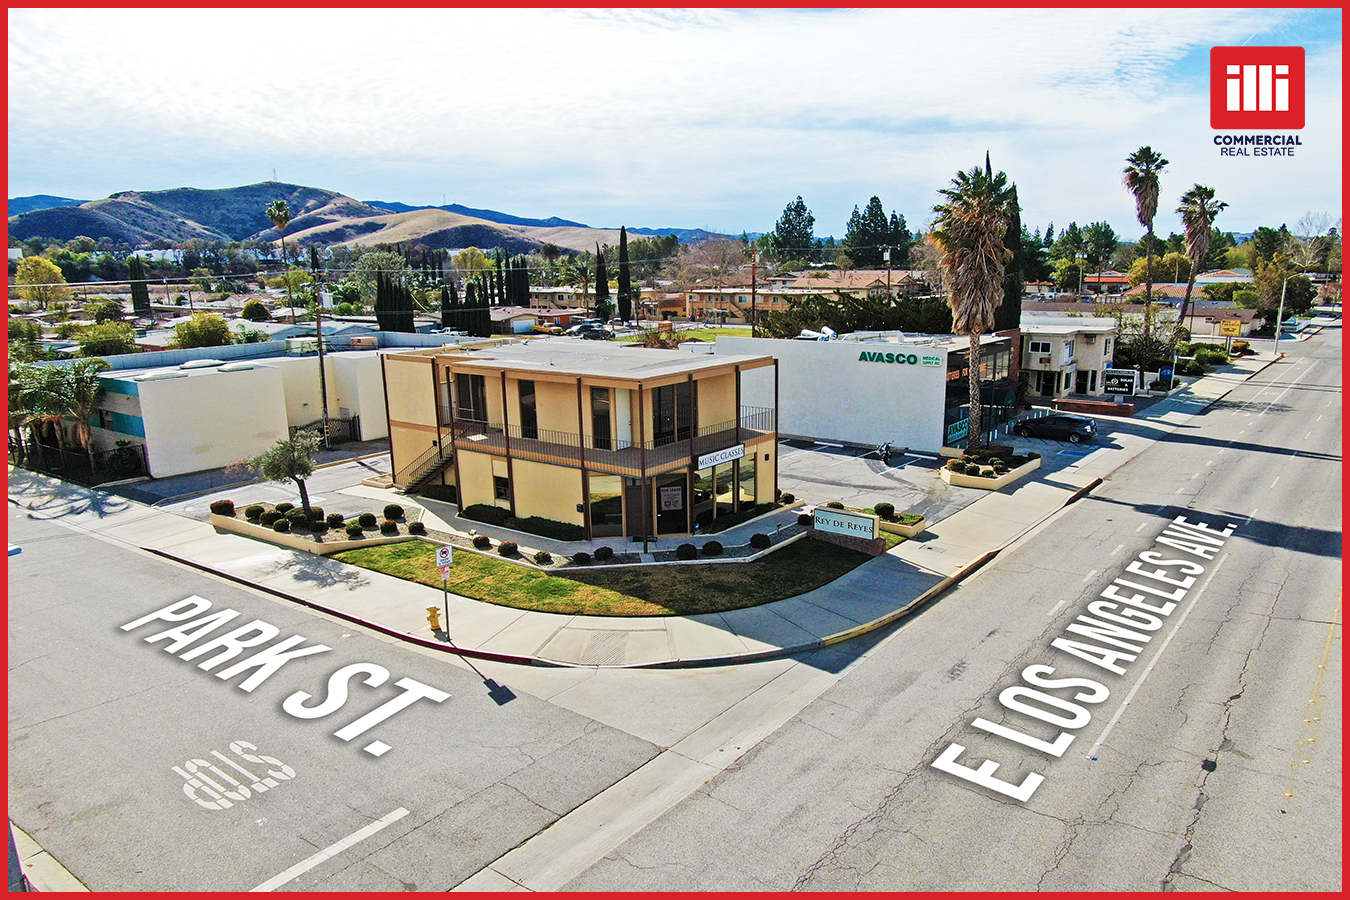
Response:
[530,323,563,334]
[565,323,601,336]
[1013,413,1098,443]
[581,328,613,340]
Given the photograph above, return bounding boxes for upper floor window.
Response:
[1028,340,1051,355]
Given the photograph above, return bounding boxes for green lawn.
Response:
[331,536,892,617]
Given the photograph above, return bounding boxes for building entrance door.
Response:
[623,478,649,538]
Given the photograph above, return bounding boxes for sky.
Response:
[7,7,1343,243]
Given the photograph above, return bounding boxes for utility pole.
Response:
[885,247,892,298]
[311,247,332,449]
[749,250,759,338]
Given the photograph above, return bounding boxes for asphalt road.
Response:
[9,328,1340,892]
[542,328,1343,891]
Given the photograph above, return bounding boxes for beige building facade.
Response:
[384,340,779,541]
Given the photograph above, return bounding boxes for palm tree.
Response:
[60,358,111,469]
[931,155,1017,450]
[1122,147,1168,341]
[266,199,296,324]
[1175,185,1228,344]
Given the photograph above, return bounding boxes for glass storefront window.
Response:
[589,473,623,538]
[738,455,756,512]
[715,464,735,517]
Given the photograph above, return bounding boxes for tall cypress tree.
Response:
[495,250,506,306]
[994,184,1025,333]
[127,255,152,316]
[594,245,611,321]
[440,286,452,328]
[617,226,632,322]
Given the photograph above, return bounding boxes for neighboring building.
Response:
[382,339,779,540]
[1019,316,1118,397]
[714,331,1013,452]
[89,349,392,478]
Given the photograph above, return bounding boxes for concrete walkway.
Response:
[7,350,1282,670]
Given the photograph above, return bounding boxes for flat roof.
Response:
[433,337,773,380]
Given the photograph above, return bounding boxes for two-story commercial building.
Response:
[1020,316,1118,397]
[383,339,779,542]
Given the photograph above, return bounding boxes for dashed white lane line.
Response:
[250,807,409,892]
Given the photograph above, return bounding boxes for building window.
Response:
[518,380,537,440]
[591,386,611,450]
[1028,340,1051,355]
[456,373,488,423]
[589,473,623,537]
[1062,340,1075,364]
[493,476,510,501]
[652,382,692,446]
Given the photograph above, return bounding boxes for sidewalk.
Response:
[7,351,1280,670]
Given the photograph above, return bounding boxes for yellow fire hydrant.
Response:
[426,606,442,632]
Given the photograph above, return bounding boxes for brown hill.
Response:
[8,180,632,253]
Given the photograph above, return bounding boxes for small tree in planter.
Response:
[247,432,321,519]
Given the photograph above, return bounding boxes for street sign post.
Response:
[434,546,453,641]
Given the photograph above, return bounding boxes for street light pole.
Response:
[1273,274,1289,352]
[311,252,332,449]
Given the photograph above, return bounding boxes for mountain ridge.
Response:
[8,183,733,251]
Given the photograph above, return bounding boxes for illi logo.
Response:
[1210,46,1305,129]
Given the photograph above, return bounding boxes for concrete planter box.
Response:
[939,455,1041,490]
[211,513,414,556]
[879,517,927,538]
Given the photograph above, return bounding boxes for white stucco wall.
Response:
[715,337,949,452]
[332,352,389,440]
[136,366,289,477]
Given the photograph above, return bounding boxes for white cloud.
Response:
[8,7,1340,235]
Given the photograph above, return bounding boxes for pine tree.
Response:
[617,226,633,322]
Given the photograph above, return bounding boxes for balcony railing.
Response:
[441,406,775,476]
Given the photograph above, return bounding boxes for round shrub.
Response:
[701,540,723,557]
[408,521,427,536]
[383,503,404,520]
[874,502,895,520]
[345,523,364,539]
[798,513,812,526]
[209,499,235,516]
[497,541,518,556]
[272,518,291,533]
[310,521,328,536]
[275,502,294,514]
[534,550,552,564]
[326,513,345,528]
[675,543,698,561]
[473,534,492,549]
[825,501,845,509]
[260,510,282,527]
[750,533,771,549]
[358,512,377,528]
[244,504,265,520]
[286,507,309,523]
[306,506,324,523]
[594,546,614,562]
[780,492,795,503]
[380,519,399,535]
[571,551,592,565]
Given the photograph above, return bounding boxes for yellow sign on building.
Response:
[1219,319,1242,336]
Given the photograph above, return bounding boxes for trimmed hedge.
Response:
[798,513,812,526]
[408,521,427,536]
[383,503,404,520]
[497,541,518,556]
[461,504,585,541]
[244,505,265,520]
[701,540,723,557]
[358,512,377,528]
[306,506,324,523]
[676,543,698,561]
[571,551,592,565]
[209,499,235,516]
[750,533,771,549]
[260,510,283,527]
[874,502,895,520]
[825,501,845,509]
[594,546,614,562]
